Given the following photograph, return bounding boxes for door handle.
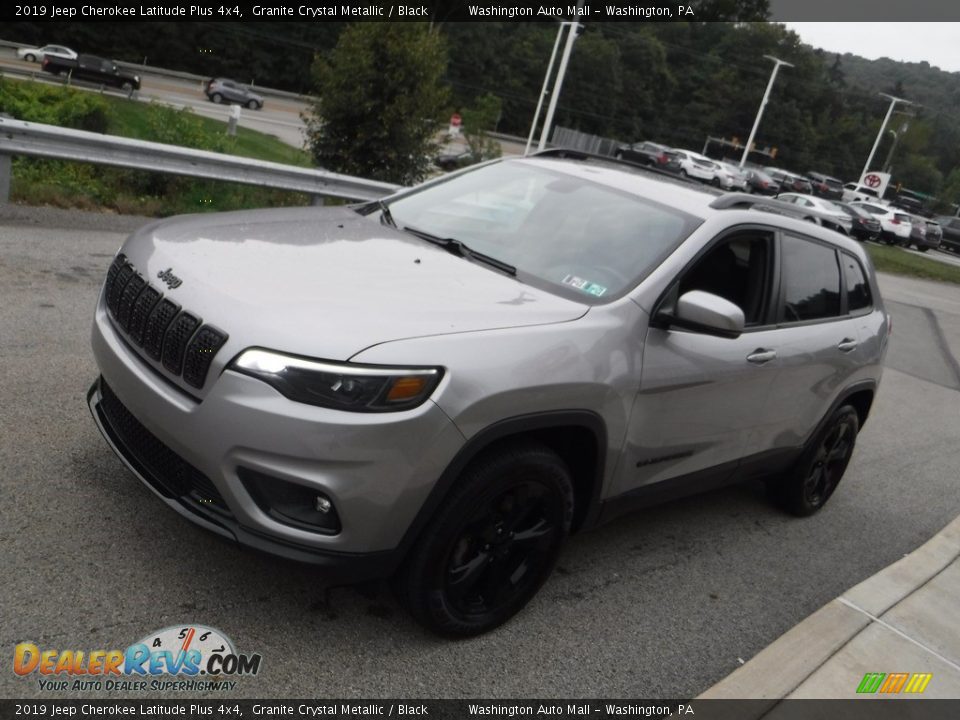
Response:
[746,349,777,364]
[837,338,859,353]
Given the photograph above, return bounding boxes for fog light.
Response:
[237,467,341,534]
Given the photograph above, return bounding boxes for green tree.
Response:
[303,23,450,185]
[940,168,960,210]
[461,93,503,163]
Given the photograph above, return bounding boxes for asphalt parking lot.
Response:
[2,206,960,699]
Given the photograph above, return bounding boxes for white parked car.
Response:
[716,161,750,191]
[17,44,78,63]
[841,183,881,204]
[671,150,733,188]
[777,194,854,235]
[850,201,912,245]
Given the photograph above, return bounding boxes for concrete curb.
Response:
[700,514,960,704]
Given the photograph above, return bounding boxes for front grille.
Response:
[162,313,200,375]
[143,299,180,361]
[102,255,228,390]
[99,379,230,514]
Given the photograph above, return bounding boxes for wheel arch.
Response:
[396,411,607,564]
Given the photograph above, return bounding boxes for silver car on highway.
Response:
[88,152,889,636]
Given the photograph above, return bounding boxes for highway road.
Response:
[0,51,309,148]
[2,205,960,699]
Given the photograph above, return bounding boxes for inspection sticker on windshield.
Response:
[562,274,607,297]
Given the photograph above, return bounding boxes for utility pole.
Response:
[739,55,792,169]
[525,22,567,155]
[862,93,912,181]
[538,0,585,152]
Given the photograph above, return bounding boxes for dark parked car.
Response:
[765,168,813,194]
[903,216,939,252]
[434,147,476,171]
[925,220,943,249]
[834,202,881,241]
[742,168,780,196]
[204,78,264,110]
[806,172,844,200]
[934,215,960,253]
[614,141,677,168]
[41,54,140,90]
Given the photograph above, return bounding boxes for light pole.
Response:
[882,115,912,174]
[538,1,585,151]
[739,55,793,169]
[861,93,912,181]
[525,22,568,155]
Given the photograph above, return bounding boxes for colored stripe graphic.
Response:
[880,673,909,693]
[904,673,933,693]
[857,672,932,694]
[857,673,885,693]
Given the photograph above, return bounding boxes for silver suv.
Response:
[204,78,263,110]
[88,152,889,636]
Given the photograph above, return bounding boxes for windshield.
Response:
[380,160,702,301]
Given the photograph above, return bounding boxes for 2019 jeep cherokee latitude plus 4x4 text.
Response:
[88,153,889,636]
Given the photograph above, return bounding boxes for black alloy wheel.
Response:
[771,405,859,517]
[399,443,573,637]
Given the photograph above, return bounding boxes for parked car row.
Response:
[612,139,958,253]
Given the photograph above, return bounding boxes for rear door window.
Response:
[841,254,872,313]
[780,235,841,322]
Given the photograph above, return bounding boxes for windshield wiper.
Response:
[403,226,516,276]
[377,199,397,228]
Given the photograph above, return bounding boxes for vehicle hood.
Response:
[118,206,588,364]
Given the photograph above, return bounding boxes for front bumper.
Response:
[89,304,466,575]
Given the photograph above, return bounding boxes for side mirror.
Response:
[662,290,745,338]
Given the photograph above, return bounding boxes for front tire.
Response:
[770,405,859,517]
[398,442,574,637]
[246,99,261,110]
[25,53,37,62]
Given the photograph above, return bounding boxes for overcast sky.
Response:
[783,23,960,74]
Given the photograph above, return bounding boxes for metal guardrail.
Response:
[0,116,401,204]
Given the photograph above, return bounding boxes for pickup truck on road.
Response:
[41,54,141,91]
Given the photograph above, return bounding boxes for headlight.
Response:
[230,348,443,412]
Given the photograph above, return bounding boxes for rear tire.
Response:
[246,99,261,110]
[210,93,223,104]
[25,53,36,63]
[769,405,859,517]
[398,442,574,637]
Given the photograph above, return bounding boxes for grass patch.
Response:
[865,243,960,285]
[1,77,314,216]
[105,96,310,167]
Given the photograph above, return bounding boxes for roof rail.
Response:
[709,192,794,210]
[528,147,702,185]
[709,192,848,228]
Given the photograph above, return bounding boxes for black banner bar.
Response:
[2,700,960,720]
[5,0,960,23]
